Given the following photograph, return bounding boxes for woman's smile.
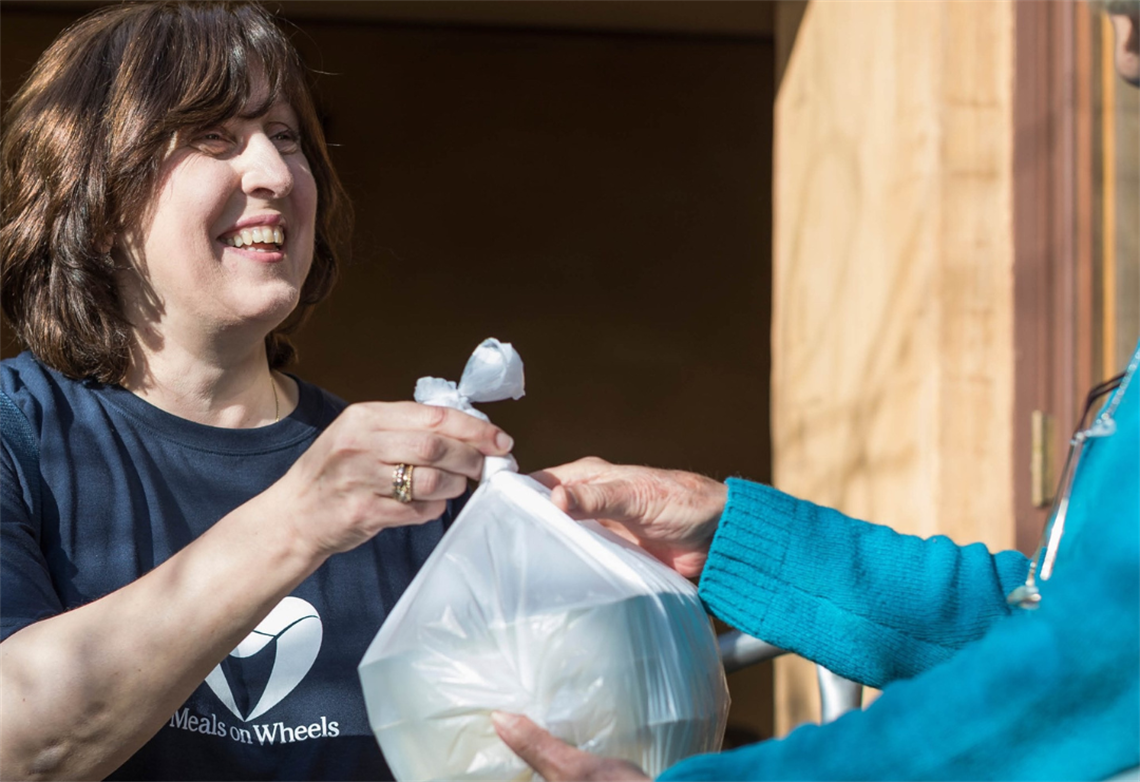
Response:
[219,219,289,260]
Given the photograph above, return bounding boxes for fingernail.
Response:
[491,711,516,733]
[561,487,580,514]
[495,432,514,452]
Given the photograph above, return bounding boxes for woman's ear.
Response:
[1109,12,1140,86]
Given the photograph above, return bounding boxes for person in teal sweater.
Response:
[493,0,1140,774]
[494,339,1138,780]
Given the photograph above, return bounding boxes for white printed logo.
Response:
[204,596,323,722]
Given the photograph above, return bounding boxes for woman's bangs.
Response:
[161,6,298,130]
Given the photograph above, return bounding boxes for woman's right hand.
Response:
[270,401,513,559]
[530,457,727,579]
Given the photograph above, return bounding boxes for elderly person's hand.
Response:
[531,457,726,579]
[492,712,651,782]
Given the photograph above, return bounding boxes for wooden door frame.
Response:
[1012,0,1097,555]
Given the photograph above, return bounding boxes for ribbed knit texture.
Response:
[660,353,1140,780]
[700,480,1029,689]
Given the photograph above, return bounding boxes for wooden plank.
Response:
[772,0,1015,733]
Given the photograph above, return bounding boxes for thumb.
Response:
[552,481,636,521]
[492,712,576,781]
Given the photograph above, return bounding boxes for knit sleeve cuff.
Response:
[698,477,813,639]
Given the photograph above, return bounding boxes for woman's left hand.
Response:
[492,712,652,782]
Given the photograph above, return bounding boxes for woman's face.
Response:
[118,89,318,350]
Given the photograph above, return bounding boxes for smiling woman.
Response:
[0,3,513,780]
[2,1,343,388]
[118,97,321,418]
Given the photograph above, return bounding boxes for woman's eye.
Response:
[192,130,232,153]
[271,128,301,153]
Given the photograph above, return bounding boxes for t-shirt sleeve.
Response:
[698,478,1031,688]
[1,429,64,641]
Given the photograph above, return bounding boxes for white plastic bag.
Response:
[358,339,730,781]
[412,337,524,481]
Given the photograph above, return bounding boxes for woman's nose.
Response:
[240,134,294,199]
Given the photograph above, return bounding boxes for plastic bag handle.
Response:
[414,338,525,482]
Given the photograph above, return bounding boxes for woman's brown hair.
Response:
[1,1,350,383]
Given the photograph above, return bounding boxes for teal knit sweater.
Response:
[661,353,1140,780]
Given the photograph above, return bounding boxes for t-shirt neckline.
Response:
[91,372,327,455]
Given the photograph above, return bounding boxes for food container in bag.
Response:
[358,339,729,781]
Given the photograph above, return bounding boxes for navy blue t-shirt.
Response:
[1,352,461,780]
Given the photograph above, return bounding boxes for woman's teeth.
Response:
[224,226,285,248]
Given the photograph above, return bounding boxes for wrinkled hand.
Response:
[530,457,726,579]
[493,712,651,782]
[272,401,513,557]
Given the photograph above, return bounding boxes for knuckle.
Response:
[339,403,370,427]
[414,499,446,520]
[421,403,449,430]
[329,430,362,457]
[410,433,447,463]
[445,472,470,497]
[417,468,443,496]
[323,417,370,456]
[629,482,656,518]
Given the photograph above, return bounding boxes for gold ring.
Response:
[392,463,415,504]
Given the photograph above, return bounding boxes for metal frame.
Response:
[718,629,862,724]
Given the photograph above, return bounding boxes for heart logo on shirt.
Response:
[204,596,323,722]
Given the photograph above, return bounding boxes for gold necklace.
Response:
[271,373,280,423]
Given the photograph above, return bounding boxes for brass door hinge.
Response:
[1030,410,1054,508]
